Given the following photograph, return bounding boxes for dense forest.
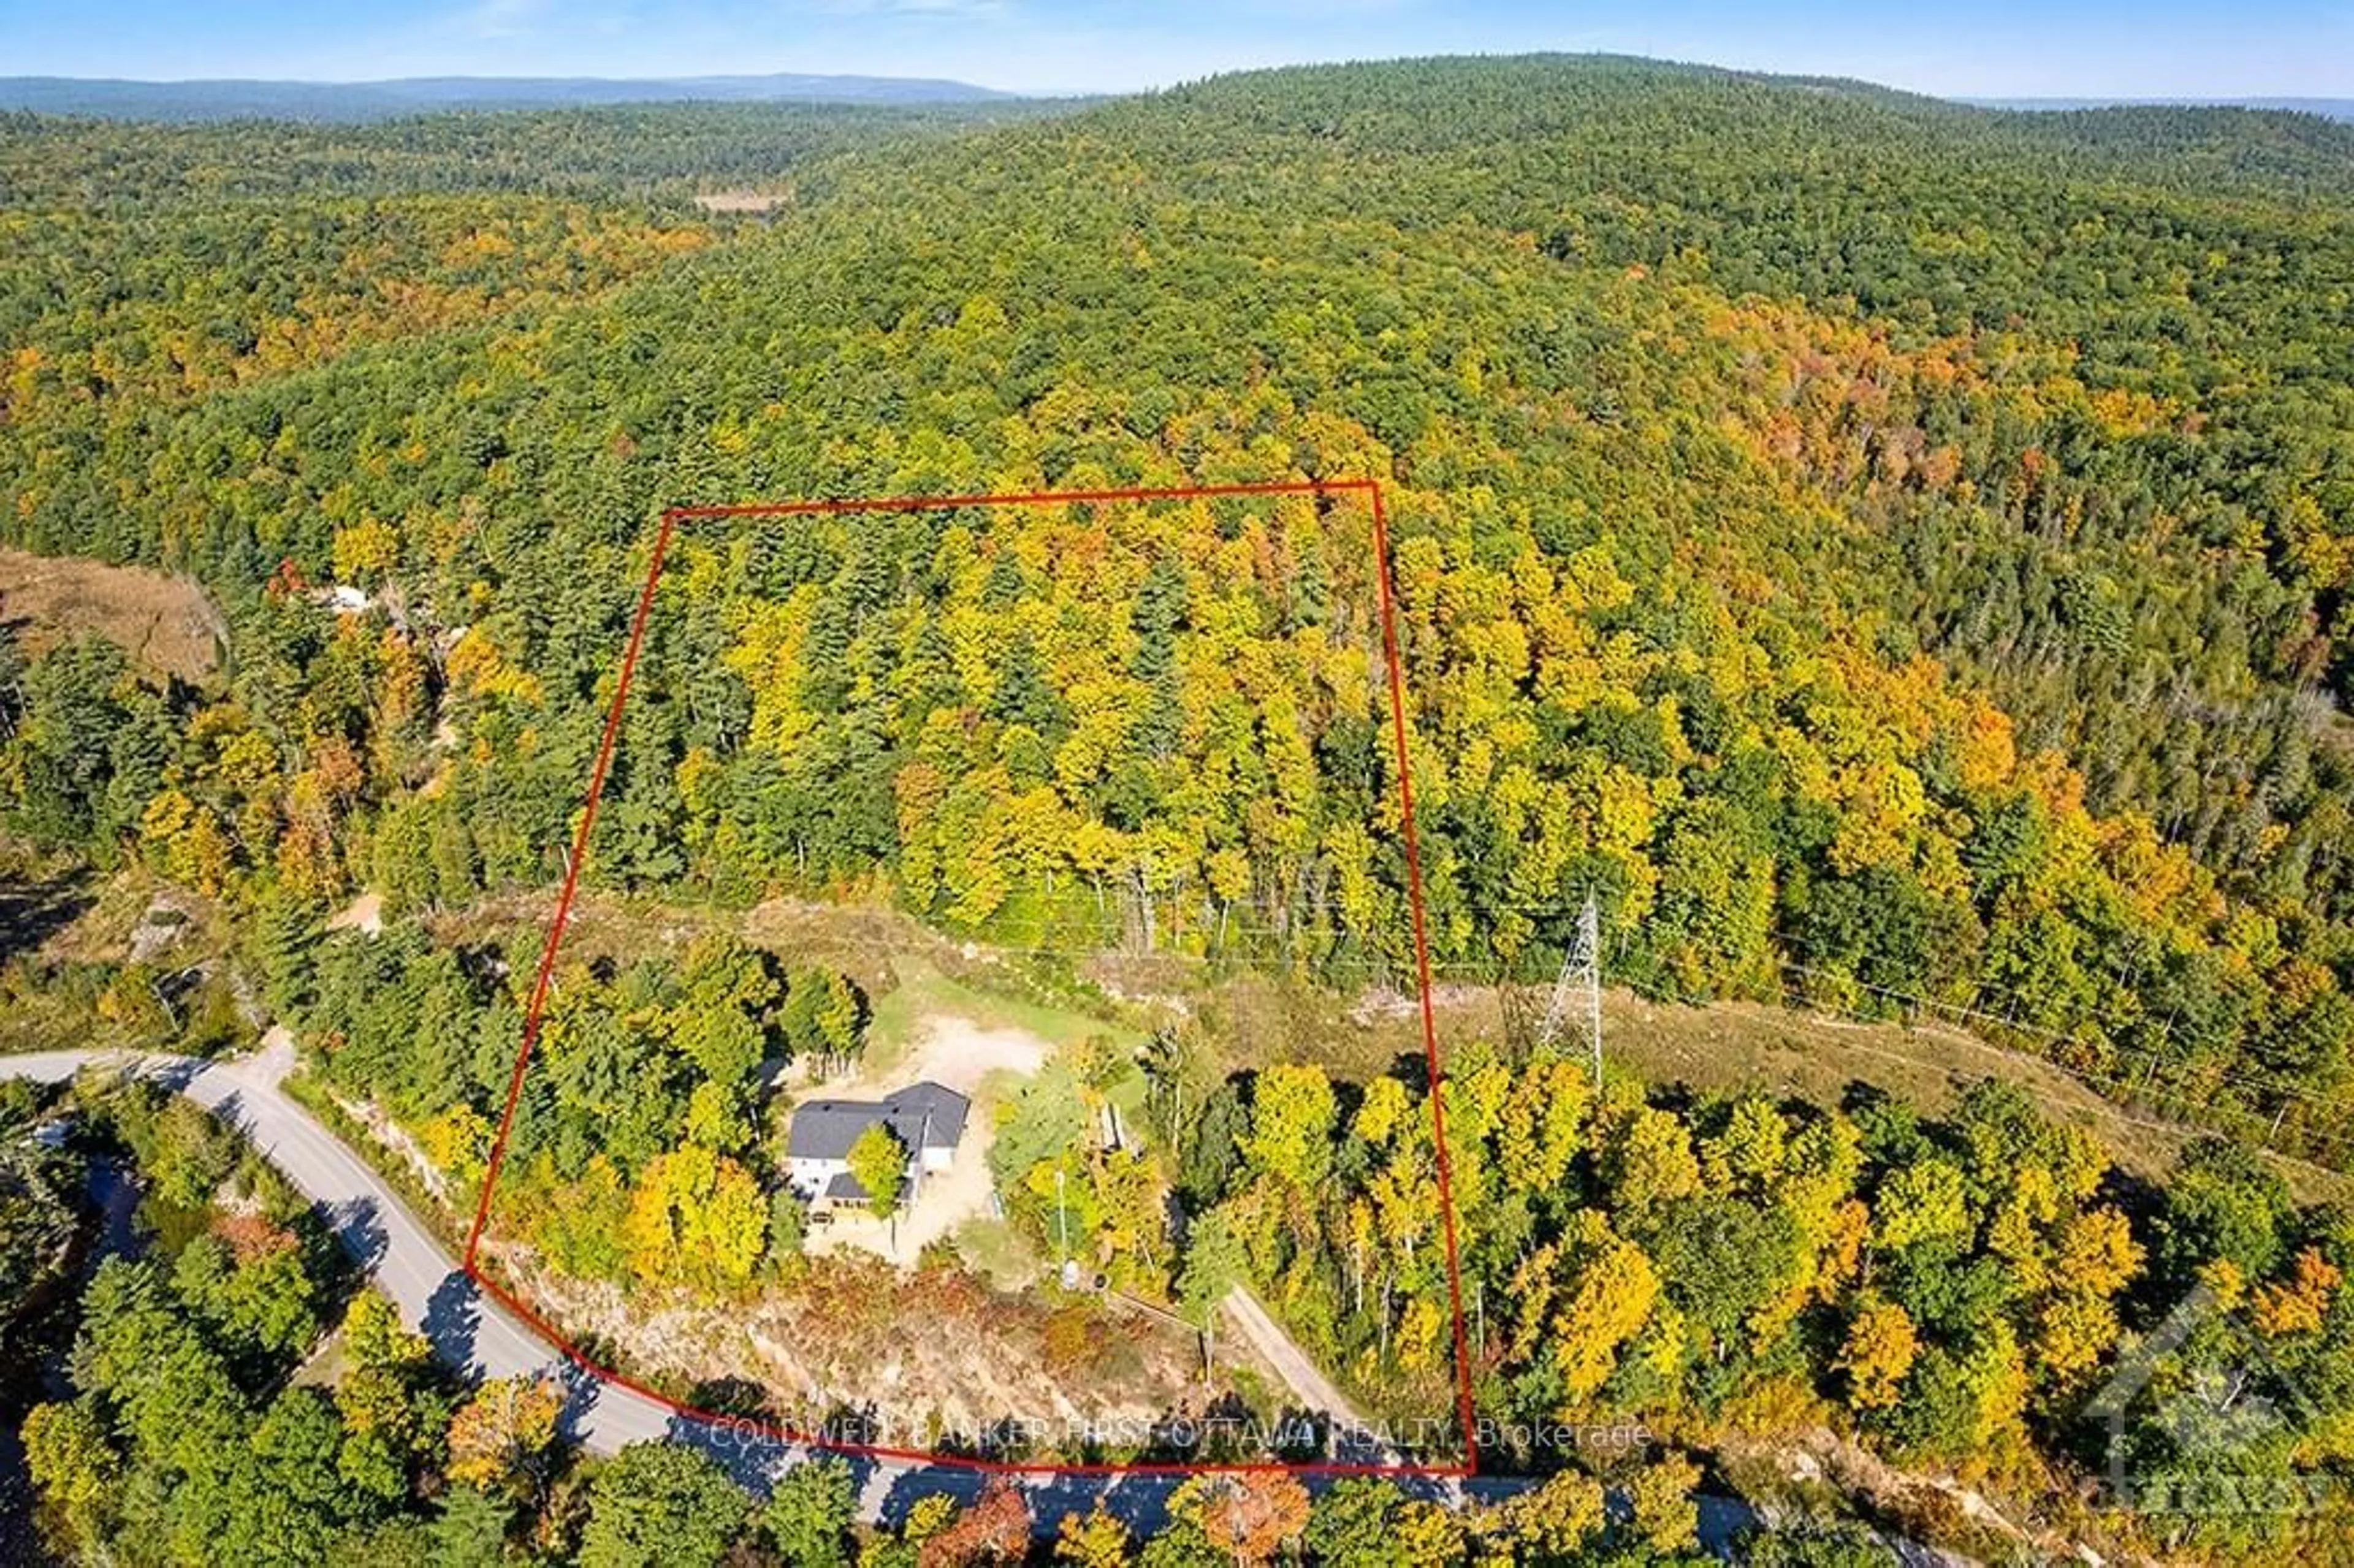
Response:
[8,58,2352,1155]
[6,52,2354,1564]
[9,1075,1770,1566]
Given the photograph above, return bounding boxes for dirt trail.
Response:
[1221,1285,1368,1427]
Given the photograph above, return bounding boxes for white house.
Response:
[784,1081,969,1206]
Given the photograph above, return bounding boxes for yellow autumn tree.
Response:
[1494,1469,1606,1560]
[1393,1499,1467,1566]
[621,1144,767,1295]
[2051,1206,2143,1299]
[1553,1210,1660,1402]
[1054,1505,1130,1566]
[1628,1452,1702,1554]
[1496,1054,1589,1192]
[1837,1295,1919,1410]
[331,518,400,584]
[140,787,237,896]
[1603,1106,1702,1216]
[446,1375,562,1491]
[2032,1288,2121,1387]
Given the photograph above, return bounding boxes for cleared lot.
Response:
[1,546,223,683]
[798,1013,1050,1264]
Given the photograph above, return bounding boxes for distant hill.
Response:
[0,72,1014,122]
[1965,95,2354,121]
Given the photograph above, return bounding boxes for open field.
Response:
[0,547,223,684]
[1597,989,2352,1202]
[863,956,1140,1079]
[431,889,1154,1052]
[1099,956,2354,1203]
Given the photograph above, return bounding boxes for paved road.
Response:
[0,1045,1486,1537]
[1,1043,679,1450]
[0,1048,1775,1547]
[15,1046,1798,1550]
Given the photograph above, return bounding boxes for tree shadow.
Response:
[660,1407,888,1502]
[1267,1402,1337,1464]
[0,872,92,966]
[422,1268,481,1371]
[875,1464,985,1528]
[1072,1471,1181,1537]
[1027,1469,1175,1539]
[148,1057,207,1096]
[199,1086,249,1139]
[316,1195,389,1273]
[1838,1078,1895,1117]
[1387,1052,1432,1097]
[687,1376,777,1422]
[553,1358,606,1446]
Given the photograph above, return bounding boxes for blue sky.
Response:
[1,0,2345,98]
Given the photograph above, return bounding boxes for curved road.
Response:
[2,1043,959,1510]
[2,1043,660,1430]
[1,1042,1526,1536]
[0,1045,1778,1548]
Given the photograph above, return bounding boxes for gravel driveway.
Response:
[801,1015,1050,1264]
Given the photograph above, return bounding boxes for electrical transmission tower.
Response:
[1536,894,1604,1090]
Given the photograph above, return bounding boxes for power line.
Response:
[1631,957,2354,1172]
[549,875,2354,1168]
[972,899,2354,1121]
[772,895,2317,1090]
[1534,893,1603,1090]
[981,916,2354,1166]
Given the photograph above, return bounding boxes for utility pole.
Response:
[1056,1165,1079,1291]
[1537,893,1604,1090]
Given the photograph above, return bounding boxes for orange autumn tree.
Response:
[1165,1471,1311,1567]
[446,1375,563,1492]
[918,1478,1032,1566]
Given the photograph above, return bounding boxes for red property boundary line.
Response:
[458,478,1479,1479]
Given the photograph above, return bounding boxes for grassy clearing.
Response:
[1596,990,2354,1203]
[1179,966,2354,1204]
[952,1215,1041,1290]
[435,888,1144,1081]
[865,954,1139,1078]
[422,884,2354,1205]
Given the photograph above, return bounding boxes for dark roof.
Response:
[825,1171,868,1202]
[788,1100,885,1163]
[883,1081,970,1149]
[786,1080,970,1162]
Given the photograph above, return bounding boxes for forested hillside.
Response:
[0,72,1012,121]
[7,55,2354,1563]
[8,57,2351,1152]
